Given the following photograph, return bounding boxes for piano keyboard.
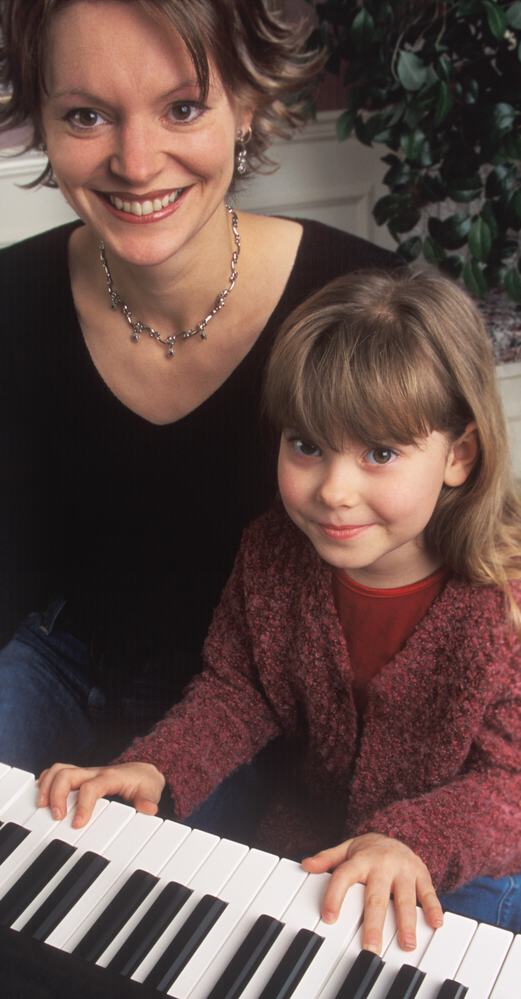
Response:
[0,763,519,999]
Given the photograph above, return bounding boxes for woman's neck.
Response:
[82,202,238,339]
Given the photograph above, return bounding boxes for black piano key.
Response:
[256,927,324,999]
[383,964,426,999]
[21,850,109,940]
[0,821,31,864]
[206,913,285,999]
[0,839,77,926]
[107,880,193,977]
[434,981,468,999]
[72,868,159,963]
[143,893,228,992]
[332,949,385,999]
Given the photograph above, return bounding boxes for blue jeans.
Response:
[0,603,178,775]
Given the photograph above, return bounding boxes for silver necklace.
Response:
[99,203,240,358]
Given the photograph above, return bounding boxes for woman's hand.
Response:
[302,832,443,955]
[37,762,166,829]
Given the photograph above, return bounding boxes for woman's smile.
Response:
[100,186,189,223]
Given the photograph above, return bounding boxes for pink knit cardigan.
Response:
[119,505,521,892]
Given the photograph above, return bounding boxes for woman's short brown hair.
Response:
[265,268,521,625]
[0,0,323,188]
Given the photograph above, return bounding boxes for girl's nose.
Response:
[316,460,359,508]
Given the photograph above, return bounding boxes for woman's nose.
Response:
[109,119,166,185]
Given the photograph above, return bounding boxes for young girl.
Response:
[38,268,521,954]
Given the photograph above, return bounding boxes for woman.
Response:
[0,0,398,776]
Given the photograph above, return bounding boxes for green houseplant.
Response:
[306,0,521,300]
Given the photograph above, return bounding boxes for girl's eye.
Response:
[293,439,322,458]
[65,108,107,129]
[168,102,206,123]
[365,447,397,465]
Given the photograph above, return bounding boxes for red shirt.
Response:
[332,566,451,710]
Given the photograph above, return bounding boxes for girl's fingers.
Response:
[389,880,420,951]
[417,878,444,931]
[302,840,352,875]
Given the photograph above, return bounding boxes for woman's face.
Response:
[40,1,251,268]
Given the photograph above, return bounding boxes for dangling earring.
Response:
[38,142,47,152]
[236,127,252,175]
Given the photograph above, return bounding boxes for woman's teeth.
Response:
[109,189,184,215]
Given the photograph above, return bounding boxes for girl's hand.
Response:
[37,762,166,829]
[302,832,443,955]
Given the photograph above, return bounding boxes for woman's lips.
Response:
[97,186,189,223]
[318,523,373,540]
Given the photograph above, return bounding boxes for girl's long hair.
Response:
[264,268,521,630]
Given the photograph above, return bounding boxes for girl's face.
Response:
[278,430,467,588]
[40,1,251,268]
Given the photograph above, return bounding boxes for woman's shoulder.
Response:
[0,221,82,292]
[291,217,401,284]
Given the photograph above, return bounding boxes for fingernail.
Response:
[52,807,61,820]
[322,910,335,924]
[434,915,444,927]
[403,936,416,950]
[363,943,380,954]
[37,794,45,806]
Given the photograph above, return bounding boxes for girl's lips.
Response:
[96,186,190,224]
[318,523,373,540]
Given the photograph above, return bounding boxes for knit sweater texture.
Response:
[119,505,521,893]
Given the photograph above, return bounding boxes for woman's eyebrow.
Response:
[48,81,201,102]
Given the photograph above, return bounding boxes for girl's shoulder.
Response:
[240,503,324,579]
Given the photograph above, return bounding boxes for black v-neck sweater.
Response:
[0,219,398,697]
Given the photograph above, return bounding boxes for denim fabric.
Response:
[439,874,521,933]
[0,605,177,775]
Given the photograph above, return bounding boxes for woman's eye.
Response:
[168,102,205,123]
[65,108,107,129]
[366,447,397,465]
[293,439,321,458]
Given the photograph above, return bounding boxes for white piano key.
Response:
[288,882,367,999]
[452,922,513,999]
[0,772,40,823]
[169,847,279,998]
[96,824,217,968]
[44,809,162,950]
[237,871,331,999]
[361,905,437,999]
[0,790,79,891]
[488,933,521,999]
[316,892,398,999]
[415,912,478,999]
[188,856,308,999]
[131,836,249,984]
[0,762,12,782]
[11,799,134,930]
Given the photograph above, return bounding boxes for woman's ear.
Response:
[444,421,480,487]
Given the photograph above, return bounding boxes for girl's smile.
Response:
[277,429,474,588]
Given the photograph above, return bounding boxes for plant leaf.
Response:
[504,267,521,302]
[439,255,464,279]
[445,177,483,203]
[422,236,447,265]
[373,194,402,226]
[507,2,521,29]
[468,218,492,261]
[492,103,517,133]
[335,109,355,142]
[400,127,426,161]
[397,236,423,261]
[428,213,472,250]
[483,1,508,40]
[464,259,488,296]
[434,81,455,126]
[351,8,375,49]
[397,51,429,91]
